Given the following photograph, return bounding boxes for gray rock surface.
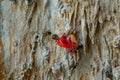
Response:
[0,0,120,80]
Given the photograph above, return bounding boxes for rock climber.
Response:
[52,28,80,69]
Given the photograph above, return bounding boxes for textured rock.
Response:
[0,0,120,80]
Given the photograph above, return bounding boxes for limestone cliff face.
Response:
[0,0,120,80]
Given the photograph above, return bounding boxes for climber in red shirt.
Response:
[52,29,79,69]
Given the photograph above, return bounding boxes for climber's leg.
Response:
[70,50,78,69]
[69,34,78,62]
[72,52,77,64]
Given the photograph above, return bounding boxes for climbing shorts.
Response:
[69,49,77,54]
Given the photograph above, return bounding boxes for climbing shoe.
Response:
[72,63,78,69]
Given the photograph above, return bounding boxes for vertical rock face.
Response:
[0,0,120,80]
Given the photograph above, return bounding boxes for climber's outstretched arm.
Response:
[64,28,72,36]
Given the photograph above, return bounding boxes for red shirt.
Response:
[57,34,72,50]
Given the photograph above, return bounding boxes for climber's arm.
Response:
[64,29,71,36]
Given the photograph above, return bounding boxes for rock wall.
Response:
[0,0,120,80]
